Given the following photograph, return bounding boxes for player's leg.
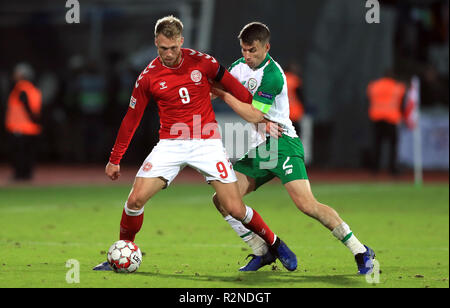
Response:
[210,180,268,239]
[120,176,166,241]
[94,140,182,271]
[93,177,166,271]
[120,140,182,241]
[212,172,274,270]
[285,179,375,274]
[190,139,296,271]
[212,171,255,216]
[212,171,267,253]
[213,143,277,256]
[274,137,342,229]
[210,180,297,271]
[274,136,365,252]
[212,174,277,271]
[274,135,375,273]
[284,179,343,230]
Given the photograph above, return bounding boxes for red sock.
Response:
[119,206,144,242]
[242,206,276,245]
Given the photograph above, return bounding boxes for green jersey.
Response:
[229,53,298,148]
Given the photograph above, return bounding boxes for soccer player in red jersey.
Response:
[93,16,296,271]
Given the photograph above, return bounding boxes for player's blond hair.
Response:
[154,15,183,38]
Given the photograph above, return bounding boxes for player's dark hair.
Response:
[154,15,183,38]
[238,22,271,44]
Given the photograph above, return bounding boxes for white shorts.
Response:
[136,139,237,187]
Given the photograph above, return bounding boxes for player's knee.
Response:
[127,194,146,211]
[229,205,247,221]
[221,200,246,220]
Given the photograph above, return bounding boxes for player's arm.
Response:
[206,60,279,131]
[211,86,264,123]
[107,76,150,180]
[210,66,262,122]
[211,85,282,137]
[214,66,283,136]
[216,67,253,104]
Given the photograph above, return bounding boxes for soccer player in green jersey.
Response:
[211,22,376,274]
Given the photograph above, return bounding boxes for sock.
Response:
[224,215,268,256]
[119,202,144,242]
[332,222,366,255]
[241,205,277,246]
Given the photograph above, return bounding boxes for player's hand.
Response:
[105,162,121,181]
[262,119,283,139]
[209,79,226,100]
[210,86,227,99]
[210,92,218,100]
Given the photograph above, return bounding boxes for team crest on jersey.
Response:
[142,162,152,172]
[129,96,137,109]
[191,70,202,83]
[247,78,257,91]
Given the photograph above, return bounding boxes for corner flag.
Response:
[404,75,422,186]
[404,76,420,130]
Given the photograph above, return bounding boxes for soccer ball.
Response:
[107,240,142,273]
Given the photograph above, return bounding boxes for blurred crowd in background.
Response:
[0,0,448,179]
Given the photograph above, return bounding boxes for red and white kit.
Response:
[109,48,252,186]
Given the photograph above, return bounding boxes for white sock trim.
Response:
[332,222,366,255]
[225,215,253,239]
[242,205,254,224]
[332,222,351,241]
[124,202,144,216]
[224,215,268,256]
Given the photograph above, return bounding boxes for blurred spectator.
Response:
[421,65,449,107]
[60,54,85,162]
[73,60,107,163]
[5,63,42,181]
[367,69,407,175]
[284,61,304,136]
[395,1,449,85]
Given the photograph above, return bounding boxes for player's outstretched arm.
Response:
[211,86,264,123]
[108,72,150,168]
[211,86,282,138]
[211,69,282,137]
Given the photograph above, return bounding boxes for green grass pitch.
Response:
[0,182,448,288]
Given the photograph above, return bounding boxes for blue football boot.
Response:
[270,238,297,271]
[355,245,376,275]
[92,261,112,271]
[239,250,277,271]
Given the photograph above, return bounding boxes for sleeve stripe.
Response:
[252,99,271,114]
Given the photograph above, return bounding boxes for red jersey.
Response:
[109,48,252,165]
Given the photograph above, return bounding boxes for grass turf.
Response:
[0,182,448,288]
